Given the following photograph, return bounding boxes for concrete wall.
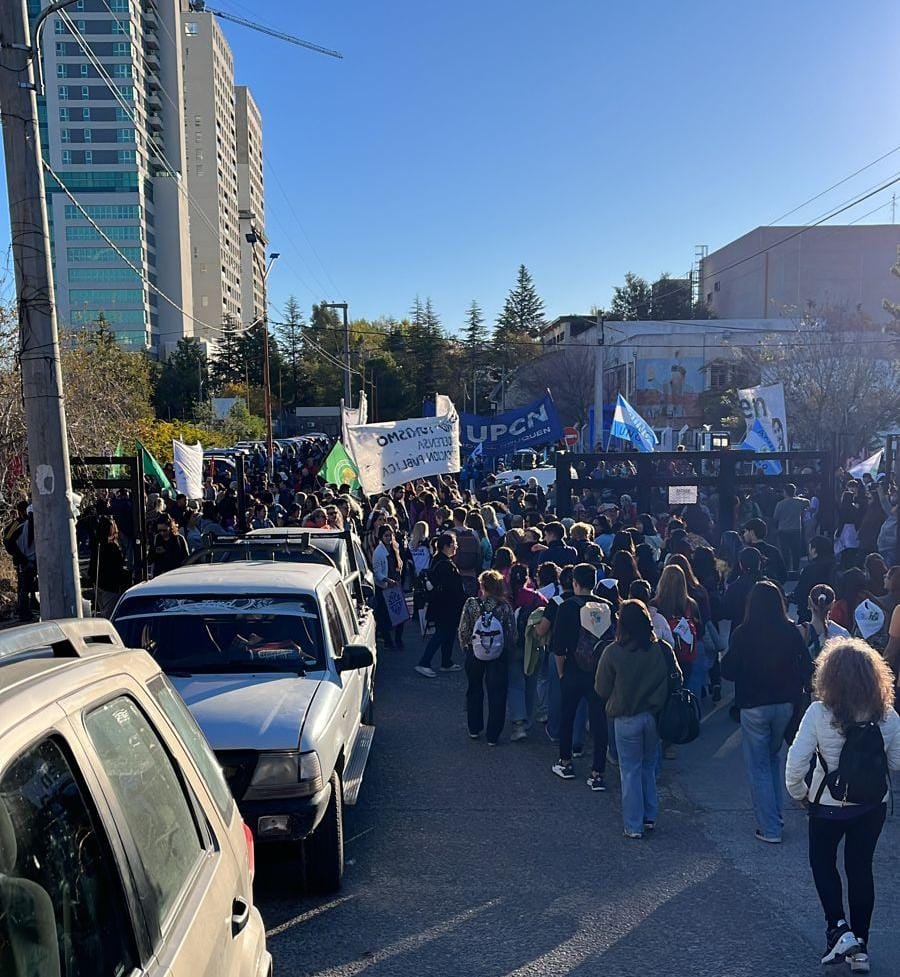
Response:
[700,225,900,323]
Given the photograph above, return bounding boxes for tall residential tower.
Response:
[235,85,266,329]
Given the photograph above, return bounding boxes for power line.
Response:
[768,142,900,225]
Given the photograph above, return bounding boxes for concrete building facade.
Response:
[235,85,266,329]
[180,3,242,341]
[35,0,195,352]
[700,225,900,324]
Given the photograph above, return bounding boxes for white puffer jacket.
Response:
[785,700,900,806]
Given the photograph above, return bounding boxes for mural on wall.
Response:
[631,350,705,426]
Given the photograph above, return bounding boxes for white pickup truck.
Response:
[112,561,376,892]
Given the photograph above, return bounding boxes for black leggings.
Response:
[808,805,886,942]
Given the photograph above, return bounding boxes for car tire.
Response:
[304,772,343,893]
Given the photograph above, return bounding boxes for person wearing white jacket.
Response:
[785,637,900,973]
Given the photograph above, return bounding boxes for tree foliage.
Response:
[495,264,546,342]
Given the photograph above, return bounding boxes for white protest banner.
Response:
[383,585,411,627]
[173,441,204,499]
[738,383,788,451]
[346,397,460,495]
[341,391,369,455]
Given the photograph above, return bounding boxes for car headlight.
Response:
[244,751,323,800]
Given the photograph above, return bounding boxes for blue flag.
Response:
[610,395,658,453]
[737,418,783,475]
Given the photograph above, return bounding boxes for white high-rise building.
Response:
[235,85,266,329]
[180,2,243,340]
[35,0,195,353]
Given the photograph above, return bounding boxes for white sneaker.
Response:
[510,721,527,742]
[414,665,437,678]
[822,924,862,965]
[847,945,869,973]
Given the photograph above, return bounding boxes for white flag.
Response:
[173,441,204,499]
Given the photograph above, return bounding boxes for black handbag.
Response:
[656,640,701,745]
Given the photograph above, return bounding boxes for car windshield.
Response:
[113,595,325,674]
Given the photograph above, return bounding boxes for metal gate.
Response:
[555,449,835,537]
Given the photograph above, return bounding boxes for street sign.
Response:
[668,485,698,504]
[562,426,579,447]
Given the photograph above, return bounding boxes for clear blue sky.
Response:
[4,0,900,333]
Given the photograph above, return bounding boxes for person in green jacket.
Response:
[595,599,678,839]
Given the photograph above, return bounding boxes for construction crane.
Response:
[187,1,343,59]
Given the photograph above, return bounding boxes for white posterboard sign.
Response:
[668,485,698,504]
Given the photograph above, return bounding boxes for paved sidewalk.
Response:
[256,644,899,976]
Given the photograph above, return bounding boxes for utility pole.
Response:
[323,302,351,406]
[0,0,82,618]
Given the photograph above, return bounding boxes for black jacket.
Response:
[721,623,812,708]
[425,553,466,628]
[723,571,764,625]
[755,540,786,585]
[791,557,835,623]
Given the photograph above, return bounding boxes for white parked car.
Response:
[0,618,271,976]
[112,562,377,892]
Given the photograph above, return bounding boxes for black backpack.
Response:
[814,722,889,806]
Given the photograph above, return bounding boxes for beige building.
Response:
[180,3,243,340]
[236,86,266,328]
[700,225,900,324]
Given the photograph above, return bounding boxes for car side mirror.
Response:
[337,643,374,672]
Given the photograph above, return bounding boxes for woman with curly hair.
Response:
[786,638,900,972]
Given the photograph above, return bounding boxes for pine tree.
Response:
[275,295,305,406]
[495,264,546,341]
[210,313,245,389]
[610,271,652,320]
[462,299,487,352]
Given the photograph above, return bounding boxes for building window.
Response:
[79,63,89,76]
[75,0,84,8]
[76,19,86,32]
[58,85,69,99]
[714,281,721,292]
[709,364,730,391]
[66,225,140,242]
[55,42,66,56]
[82,107,90,120]
[115,106,130,121]
[54,19,67,34]
[113,42,130,56]
[109,0,129,9]
[112,63,131,78]
[81,85,90,99]
[56,63,66,78]
[62,150,72,164]
[116,85,134,100]
[112,20,130,35]
[185,22,199,35]
[117,149,135,164]
[59,107,69,121]
[83,128,92,143]
[61,128,71,143]
[116,128,135,143]
[83,150,92,164]
[65,204,141,221]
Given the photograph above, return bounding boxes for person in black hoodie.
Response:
[417,532,466,677]
[742,518,787,586]
[723,547,766,625]
[791,535,835,624]
[542,522,579,568]
[721,581,812,843]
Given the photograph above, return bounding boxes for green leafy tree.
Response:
[609,271,652,320]
[650,273,693,320]
[152,337,208,419]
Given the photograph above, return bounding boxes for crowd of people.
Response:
[3,447,900,971]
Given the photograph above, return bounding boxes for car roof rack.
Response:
[0,619,125,667]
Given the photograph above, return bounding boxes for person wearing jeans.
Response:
[786,638,900,971]
[550,563,614,790]
[595,600,676,839]
[722,580,812,843]
[739,702,794,840]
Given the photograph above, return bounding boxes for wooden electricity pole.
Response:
[0,0,83,617]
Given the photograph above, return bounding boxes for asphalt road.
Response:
[255,638,900,977]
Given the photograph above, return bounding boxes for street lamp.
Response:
[246,231,280,477]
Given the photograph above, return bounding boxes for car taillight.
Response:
[242,820,255,882]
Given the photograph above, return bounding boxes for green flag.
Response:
[137,439,172,490]
[323,441,359,490]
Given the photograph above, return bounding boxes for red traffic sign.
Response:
[562,426,579,447]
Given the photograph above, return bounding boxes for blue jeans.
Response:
[614,713,660,834]
[740,702,793,839]
[507,656,537,723]
[419,623,455,669]
[684,641,709,702]
[545,654,587,747]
